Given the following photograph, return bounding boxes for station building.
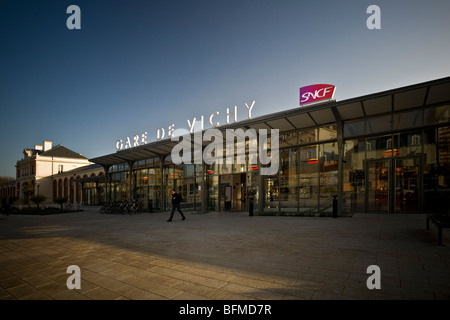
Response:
[0,141,104,208]
[87,76,450,216]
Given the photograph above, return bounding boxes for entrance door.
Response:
[367,159,390,212]
[395,157,420,212]
[219,173,246,211]
[366,157,421,213]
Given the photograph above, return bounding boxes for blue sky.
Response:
[1,0,450,177]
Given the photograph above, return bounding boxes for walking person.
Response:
[167,189,185,222]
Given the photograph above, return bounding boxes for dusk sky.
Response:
[1,0,450,177]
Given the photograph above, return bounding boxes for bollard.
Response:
[148,199,153,213]
[332,195,338,218]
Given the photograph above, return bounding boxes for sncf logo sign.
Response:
[299,84,336,106]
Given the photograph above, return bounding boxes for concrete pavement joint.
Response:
[0,210,449,300]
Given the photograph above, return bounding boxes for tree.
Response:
[54,196,68,212]
[30,195,46,210]
[22,181,34,207]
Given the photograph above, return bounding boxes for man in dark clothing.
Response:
[167,190,185,222]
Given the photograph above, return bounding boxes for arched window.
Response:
[53,180,57,200]
[58,179,62,197]
[64,178,68,197]
[69,177,74,202]
[76,176,81,203]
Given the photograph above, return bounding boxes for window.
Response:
[344,120,365,138]
[58,165,63,173]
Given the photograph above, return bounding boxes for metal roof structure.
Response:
[90,76,450,167]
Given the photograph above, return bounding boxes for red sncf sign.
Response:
[299,84,336,106]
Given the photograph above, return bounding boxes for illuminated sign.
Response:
[115,100,255,151]
[300,84,336,106]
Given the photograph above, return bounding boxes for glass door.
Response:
[366,157,421,213]
[395,157,420,212]
[367,159,390,212]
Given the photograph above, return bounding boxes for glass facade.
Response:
[342,105,450,214]
[92,83,450,216]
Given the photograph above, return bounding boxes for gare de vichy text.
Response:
[115,100,256,151]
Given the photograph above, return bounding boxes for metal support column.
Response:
[159,155,164,211]
[332,107,344,217]
[103,165,110,204]
[201,164,207,214]
[127,161,135,201]
[257,153,264,215]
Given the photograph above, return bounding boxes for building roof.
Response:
[40,145,88,160]
[66,163,103,173]
[51,163,105,183]
[23,148,43,157]
[90,76,450,166]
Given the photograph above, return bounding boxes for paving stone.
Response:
[0,210,449,301]
[82,286,125,300]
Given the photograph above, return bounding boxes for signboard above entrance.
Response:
[299,84,336,106]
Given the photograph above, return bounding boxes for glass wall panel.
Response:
[395,157,420,212]
[393,110,423,131]
[194,164,203,210]
[263,174,279,212]
[344,120,365,138]
[298,129,316,144]
[143,168,162,211]
[280,148,298,213]
[279,133,298,148]
[109,172,127,202]
[396,131,422,158]
[343,139,366,214]
[367,159,390,212]
[164,166,174,210]
[133,169,146,209]
[424,105,450,125]
[366,135,394,159]
[318,125,338,141]
[366,115,392,135]
[247,161,259,212]
[299,145,319,214]
[83,182,103,206]
[319,143,338,214]
[423,126,450,214]
[207,170,219,211]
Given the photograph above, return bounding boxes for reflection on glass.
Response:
[367,160,390,212]
[319,143,338,213]
[393,110,423,130]
[299,145,319,214]
[344,120,365,138]
[395,158,419,212]
[366,115,392,134]
[280,149,298,213]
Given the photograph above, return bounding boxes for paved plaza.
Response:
[0,208,449,300]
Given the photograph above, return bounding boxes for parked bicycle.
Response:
[64,202,73,211]
[127,200,142,215]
